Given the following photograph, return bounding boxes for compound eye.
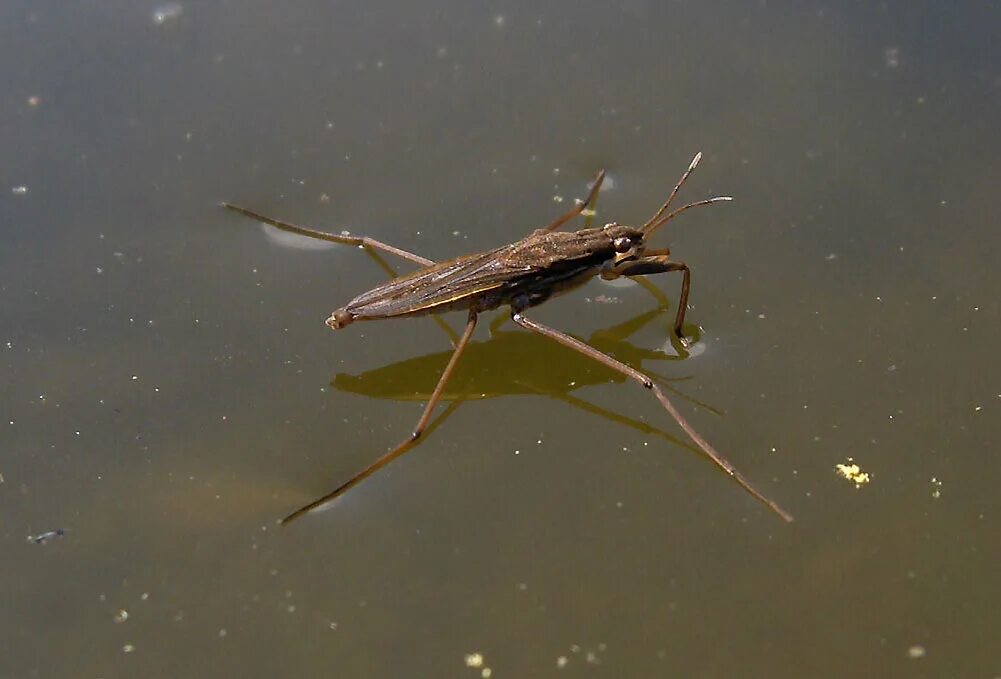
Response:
[613,236,634,253]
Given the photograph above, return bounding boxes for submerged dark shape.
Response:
[331,305,724,467]
[223,153,793,524]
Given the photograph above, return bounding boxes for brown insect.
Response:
[223,153,794,524]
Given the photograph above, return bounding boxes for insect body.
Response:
[223,153,794,524]
[327,223,643,329]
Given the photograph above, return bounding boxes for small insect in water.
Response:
[223,153,794,524]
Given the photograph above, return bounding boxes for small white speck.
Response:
[152,3,183,25]
[122,644,135,654]
[907,645,926,659]
[884,47,900,68]
[12,185,28,195]
[465,652,484,668]
[493,15,506,27]
[930,477,942,499]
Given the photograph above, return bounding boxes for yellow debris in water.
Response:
[835,459,871,488]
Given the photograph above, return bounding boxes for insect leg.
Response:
[222,203,435,267]
[509,310,794,522]
[540,169,606,232]
[281,311,479,524]
[605,254,690,339]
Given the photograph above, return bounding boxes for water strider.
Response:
[223,153,794,524]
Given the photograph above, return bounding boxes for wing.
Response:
[342,244,537,318]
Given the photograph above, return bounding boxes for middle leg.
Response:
[509,310,793,522]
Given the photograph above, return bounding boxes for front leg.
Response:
[604,255,691,340]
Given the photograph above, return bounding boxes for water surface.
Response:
[2,1,998,676]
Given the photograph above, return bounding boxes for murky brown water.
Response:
[3,1,998,676]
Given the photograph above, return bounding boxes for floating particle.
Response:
[884,47,900,69]
[12,186,28,195]
[465,653,483,668]
[835,459,870,488]
[907,645,926,659]
[930,477,942,499]
[27,528,65,544]
[114,609,129,624]
[152,3,183,25]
